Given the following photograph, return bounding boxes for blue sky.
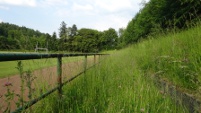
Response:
[0,0,148,35]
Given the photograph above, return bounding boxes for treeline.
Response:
[119,0,201,46]
[58,21,118,52]
[0,22,57,51]
[0,22,118,52]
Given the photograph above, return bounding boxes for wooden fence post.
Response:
[57,56,62,98]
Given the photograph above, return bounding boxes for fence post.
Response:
[17,61,24,109]
[84,55,87,74]
[57,56,62,98]
[94,55,96,65]
[99,55,101,63]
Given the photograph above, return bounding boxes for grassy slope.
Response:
[20,26,201,112]
[133,26,201,93]
[34,48,188,112]
[0,57,83,78]
[50,26,201,112]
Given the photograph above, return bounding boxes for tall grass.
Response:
[32,49,188,112]
[133,25,201,93]
[13,25,201,112]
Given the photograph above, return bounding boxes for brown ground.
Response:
[0,58,95,113]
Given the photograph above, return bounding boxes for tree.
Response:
[121,0,201,46]
[117,28,126,49]
[48,32,58,51]
[58,21,69,51]
[71,24,78,37]
[100,28,118,50]
[118,28,125,38]
[0,22,49,51]
[59,21,67,40]
[76,28,100,52]
[52,32,57,39]
[0,36,7,49]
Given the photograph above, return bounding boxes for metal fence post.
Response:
[57,56,62,98]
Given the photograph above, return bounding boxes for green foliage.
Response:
[117,28,126,49]
[121,0,201,45]
[0,21,118,52]
[70,24,78,37]
[0,21,119,52]
[59,21,68,40]
[76,28,100,52]
[0,22,58,51]
[57,25,118,52]
[100,28,118,50]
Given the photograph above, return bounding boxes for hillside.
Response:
[119,0,201,48]
[57,24,201,112]
[30,24,201,113]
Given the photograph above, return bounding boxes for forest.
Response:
[119,0,201,46]
[0,0,201,52]
[0,22,118,52]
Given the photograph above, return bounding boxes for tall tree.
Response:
[71,24,78,37]
[52,32,57,39]
[58,21,68,51]
[49,32,58,50]
[59,21,67,40]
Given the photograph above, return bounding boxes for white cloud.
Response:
[0,5,9,10]
[56,8,70,17]
[0,0,36,7]
[0,18,2,23]
[94,0,134,12]
[90,14,131,31]
[52,0,143,31]
[39,0,68,7]
[55,2,94,18]
[0,0,147,34]
[72,3,93,12]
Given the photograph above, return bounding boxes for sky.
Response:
[0,0,148,35]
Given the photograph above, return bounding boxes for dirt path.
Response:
[0,58,95,112]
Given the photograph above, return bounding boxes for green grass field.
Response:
[0,56,83,78]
